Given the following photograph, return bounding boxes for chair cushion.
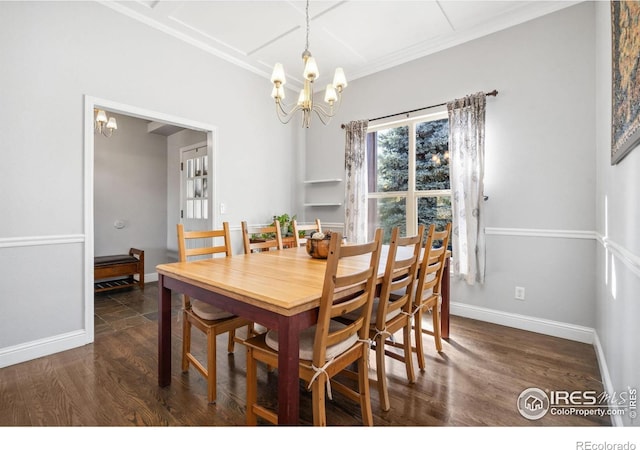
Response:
[253,323,268,334]
[265,320,358,361]
[191,299,234,321]
[341,297,402,324]
[94,255,138,266]
[390,272,436,303]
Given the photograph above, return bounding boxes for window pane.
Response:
[417,196,452,245]
[416,118,450,190]
[373,126,409,192]
[187,159,194,178]
[368,197,406,244]
[186,200,194,219]
[187,180,194,198]
[194,178,202,198]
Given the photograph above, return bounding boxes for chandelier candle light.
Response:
[94,108,118,137]
[270,0,347,128]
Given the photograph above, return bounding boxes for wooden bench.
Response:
[94,248,144,293]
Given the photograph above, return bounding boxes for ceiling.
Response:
[104,0,579,92]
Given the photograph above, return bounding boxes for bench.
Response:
[94,248,144,293]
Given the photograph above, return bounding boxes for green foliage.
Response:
[273,213,297,235]
[373,118,452,240]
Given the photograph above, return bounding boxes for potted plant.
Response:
[274,213,296,237]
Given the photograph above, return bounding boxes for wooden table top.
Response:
[156,243,428,318]
[156,246,383,317]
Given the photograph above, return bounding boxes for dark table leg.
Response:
[158,274,172,387]
[441,257,450,339]
[276,315,301,425]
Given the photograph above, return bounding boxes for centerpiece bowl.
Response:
[305,232,332,259]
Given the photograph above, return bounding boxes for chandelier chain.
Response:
[305,0,310,52]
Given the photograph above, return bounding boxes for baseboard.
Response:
[144,272,158,284]
[0,330,90,369]
[592,332,623,426]
[450,302,595,344]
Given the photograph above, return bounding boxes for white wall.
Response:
[307,3,597,332]
[94,112,169,278]
[594,1,640,427]
[0,1,298,364]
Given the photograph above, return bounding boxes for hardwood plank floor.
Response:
[0,282,611,427]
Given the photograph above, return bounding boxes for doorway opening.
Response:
[84,95,217,343]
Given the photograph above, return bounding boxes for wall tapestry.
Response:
[611,0,640,164]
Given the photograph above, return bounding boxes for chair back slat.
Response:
[313,229,383,366]
[374,225,424,329]
[411,222,452,363]
[292,219,322,246]
[415,223,451,304]
[177,222,233,308]
[241,221,283,254]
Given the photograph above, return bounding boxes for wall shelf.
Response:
[304,178,342,208]
[303,178,342,184]
[304,203,342,207]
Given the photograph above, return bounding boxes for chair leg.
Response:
[246,347,258,425]
[403,320,415,384]
[181,312,191,373]
[375,334,391,412]
[432,303,443,353]
[414,307,426,370]
[358,353,373,426]
[207,328,217,404]
[311,373,327,426]
[227,330,235,353]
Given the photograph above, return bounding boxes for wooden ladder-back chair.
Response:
[292,218,322,247]
[177,222,254,404]
[241,220,283,254]
[369,225,425,412]
[245,229,384,426]
[412,223,451,368]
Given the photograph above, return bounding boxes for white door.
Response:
[180,143,210,233]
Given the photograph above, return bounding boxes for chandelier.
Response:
[270,0,347,128]
[94,109,118,137]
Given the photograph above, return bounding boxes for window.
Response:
[366,112,451,243]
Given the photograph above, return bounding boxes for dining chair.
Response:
[367,225,424,412]
[412,223,451,368]
[177,222,254,404]
[292,218,322,247]
[241,220,283,253]
[244,229,384,426]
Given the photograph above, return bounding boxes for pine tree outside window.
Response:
[366,112,451,244]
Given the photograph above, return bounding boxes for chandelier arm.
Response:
[313,109,331,126]
[275,102,303,125]
[312,107,334,125]
[311,103,336,119]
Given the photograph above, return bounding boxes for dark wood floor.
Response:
[0,282,610,427]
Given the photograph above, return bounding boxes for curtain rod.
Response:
[341,89,498,128]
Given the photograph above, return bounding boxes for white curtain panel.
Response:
[344,120,369,243]
[447,93,486,285]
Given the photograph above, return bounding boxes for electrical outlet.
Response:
[515,286,525,300]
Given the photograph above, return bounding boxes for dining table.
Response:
[156,244,450,425]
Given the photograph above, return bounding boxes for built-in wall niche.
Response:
[303,178,342,207]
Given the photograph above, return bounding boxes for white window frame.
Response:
[367,109,450,237]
